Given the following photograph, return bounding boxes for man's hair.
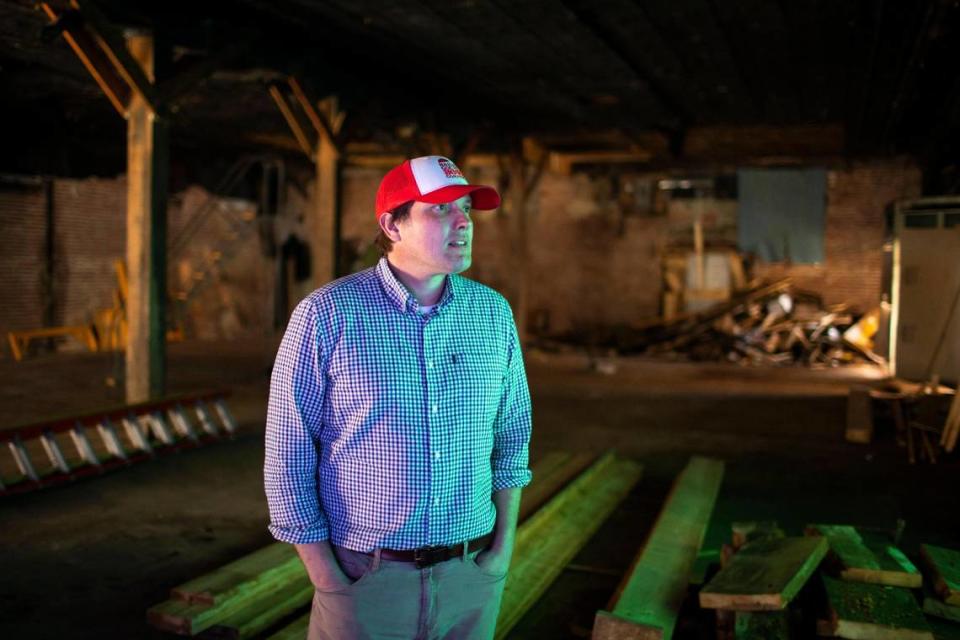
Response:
[375,200,414,255]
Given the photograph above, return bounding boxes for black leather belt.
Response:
[375,533,495,569]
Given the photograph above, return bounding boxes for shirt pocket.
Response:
[451,348,505,421]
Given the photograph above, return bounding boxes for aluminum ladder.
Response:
[0,390,236,496]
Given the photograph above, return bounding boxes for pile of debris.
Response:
[644,280,884,366]
[544,280,885,367]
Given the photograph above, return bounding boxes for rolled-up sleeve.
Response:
[491,308,533,491]
[264,297,330,544]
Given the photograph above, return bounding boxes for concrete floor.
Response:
[1,341,957,639]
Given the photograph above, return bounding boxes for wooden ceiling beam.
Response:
[268,83,314,158]
[67,0,159,112]
[40,4,130,116]
[287,77,337,147]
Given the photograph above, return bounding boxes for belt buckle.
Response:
[413,545,451,569]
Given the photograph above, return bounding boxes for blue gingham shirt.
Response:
[264,258,533,551]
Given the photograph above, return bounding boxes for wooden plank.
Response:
[148,571,313,636]
[806,525,922,588]
[171,543,300,605]
[198,579,315,640]
[700,537,829,611]
[264,612,309,640]
[924,593,960,624]
[496,452,643,639]
[734,611,791,640]
[818,576,933,640]
[921,545,960,606]
[518,451,596,523]
[593,457,724,640]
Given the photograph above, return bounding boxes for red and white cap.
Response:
[375,156,500,220]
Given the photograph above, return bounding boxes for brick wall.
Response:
[0,155,920,354]
[0,179,47,334]
[754,158,922,313]
[53,177,127,327]
[0,175,269,355]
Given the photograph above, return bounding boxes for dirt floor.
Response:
[1,340,958,639]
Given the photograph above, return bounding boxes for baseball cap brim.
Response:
[417,184,501,210]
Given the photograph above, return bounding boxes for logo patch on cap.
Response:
[437,158,463,180]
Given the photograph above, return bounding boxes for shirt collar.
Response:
[376,257,457,314]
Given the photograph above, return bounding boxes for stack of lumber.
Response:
[146,450,628,639]
[593,456,725,640]
[146,543,310,638]
[540,279,883,368]
[701,521,954,640]
[920,544,960,624]
[818,576,934,640]
[808,524,935,640]
[701,535,828,639]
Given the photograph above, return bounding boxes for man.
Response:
[264,155,533,639]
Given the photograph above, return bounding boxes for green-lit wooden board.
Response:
[734,610,791,640]
[593,456,724,640]
[519,450,597,523]
[817,575,933,640]
[264,612,309,640]
[495,451,643,640]
[147,572,313,636]
[921,545,960,606]
[807,524,922,588]
[199,578,315,639]
[171,543,301,605]
[700,536,828,611]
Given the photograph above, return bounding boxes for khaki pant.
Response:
[308,545,507,640]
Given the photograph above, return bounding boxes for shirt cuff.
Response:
[268,522,330,545]
[492,468,533,492]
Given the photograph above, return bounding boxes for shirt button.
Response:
[431,404,438,414]
[427,360,434,369]
[433,498,440,506]
[434,451,441,460]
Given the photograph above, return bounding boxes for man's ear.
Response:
[378,212,402,243]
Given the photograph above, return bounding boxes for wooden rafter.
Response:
[40,1,159,115]
[268,83,313,158]
[69,0,159,111]
[40,4,129,115]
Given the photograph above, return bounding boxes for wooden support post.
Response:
[314,121,339,286]
[125,32,168,403]
[508,151,529,344]
[269,81,343,287]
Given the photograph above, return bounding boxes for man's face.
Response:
[393,194,473,276]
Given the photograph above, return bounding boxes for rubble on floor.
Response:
[540,279,886,368]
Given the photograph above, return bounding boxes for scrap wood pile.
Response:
[699,521,960,640]
[546,279,885,368]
